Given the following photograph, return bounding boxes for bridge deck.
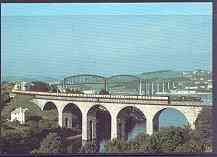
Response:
[12,90,210,107]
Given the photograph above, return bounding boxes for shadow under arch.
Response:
[62,103,82,130]
[153,107,189,132]
[42,101,59,128]
[87,104,111,152]
[117,106,146,141]
[43,101,58,112]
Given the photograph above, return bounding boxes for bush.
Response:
[80,141,97,153]
[149,126,191,153]
[105,138,129,153]
[104,125,208,153]
[99,89,109,95]
[31,133,64,154]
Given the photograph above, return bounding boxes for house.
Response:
[13,81,28,91]
[11,107,28,124]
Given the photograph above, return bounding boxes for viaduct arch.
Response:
[32,95,203,146]
[152,107,189,132]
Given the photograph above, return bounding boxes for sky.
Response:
[1,3,212,79]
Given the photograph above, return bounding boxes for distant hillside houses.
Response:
[8,69,212,95]
[13,81,27,91]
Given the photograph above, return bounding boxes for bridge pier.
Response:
[82,112,88,145]
[18,91,205,148]
[111,115,118,140]
[62,113,73,128]
[146,117,154,135]
[58,112,63,127]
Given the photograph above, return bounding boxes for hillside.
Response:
[1,95,42,120]
[138,70,182,80]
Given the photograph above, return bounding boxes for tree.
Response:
[0,91,11,153]
[31,132,64,154]
[149,126,191,153]
[0,121,39,154]
[175,130,206,152]
[195,107,212,146]
[99,89,109,95]
[104,138,129,153]
[104,125,206,153]
[128,134,151,153]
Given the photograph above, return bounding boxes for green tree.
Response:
[149,126,191,153]
[175,130,206,152]
[31,132,64,154]
[128,134,151,153]
[105,138,129,153]
[99,89,109,95]
[104,125,204,153]
[195,107,212,146]
[0,91,11,153]
[0,121,38,154]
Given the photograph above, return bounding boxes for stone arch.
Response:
[43,101,58,112]
[62,103,82,130]
[42,101,59,128]
[86,104,111,151]
[116,106,146,141]
[153,107,189,132]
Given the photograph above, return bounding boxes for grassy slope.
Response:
[138,70,182,80]
[2,95,42,119]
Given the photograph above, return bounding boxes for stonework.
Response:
[32,96,204,145]
[12,91,207,145]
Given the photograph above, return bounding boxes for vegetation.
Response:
[105,126,208,153]
[195,107,212,151]
[80,141,97,153]
[99,89,109,95]
[31,133,64,154]
[1,94,42,121]
[1,120,42,154]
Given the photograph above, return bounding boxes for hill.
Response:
[138,70,182,80]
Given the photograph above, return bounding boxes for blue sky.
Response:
[1,3,212,79]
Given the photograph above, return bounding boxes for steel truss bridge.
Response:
[60,74,180,95]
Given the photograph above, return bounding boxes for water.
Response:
[128,123,146,141]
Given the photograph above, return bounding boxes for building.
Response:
[13,81,28,91]
[83,90,97,94]
[11,107,28,124]
[185,86,198,90]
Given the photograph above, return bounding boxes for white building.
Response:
[83,90,97,94]
[185,86,198,90]
[11,107,28,124]
[13,81,28,91]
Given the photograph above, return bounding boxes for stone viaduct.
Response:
[12,90,207,146]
